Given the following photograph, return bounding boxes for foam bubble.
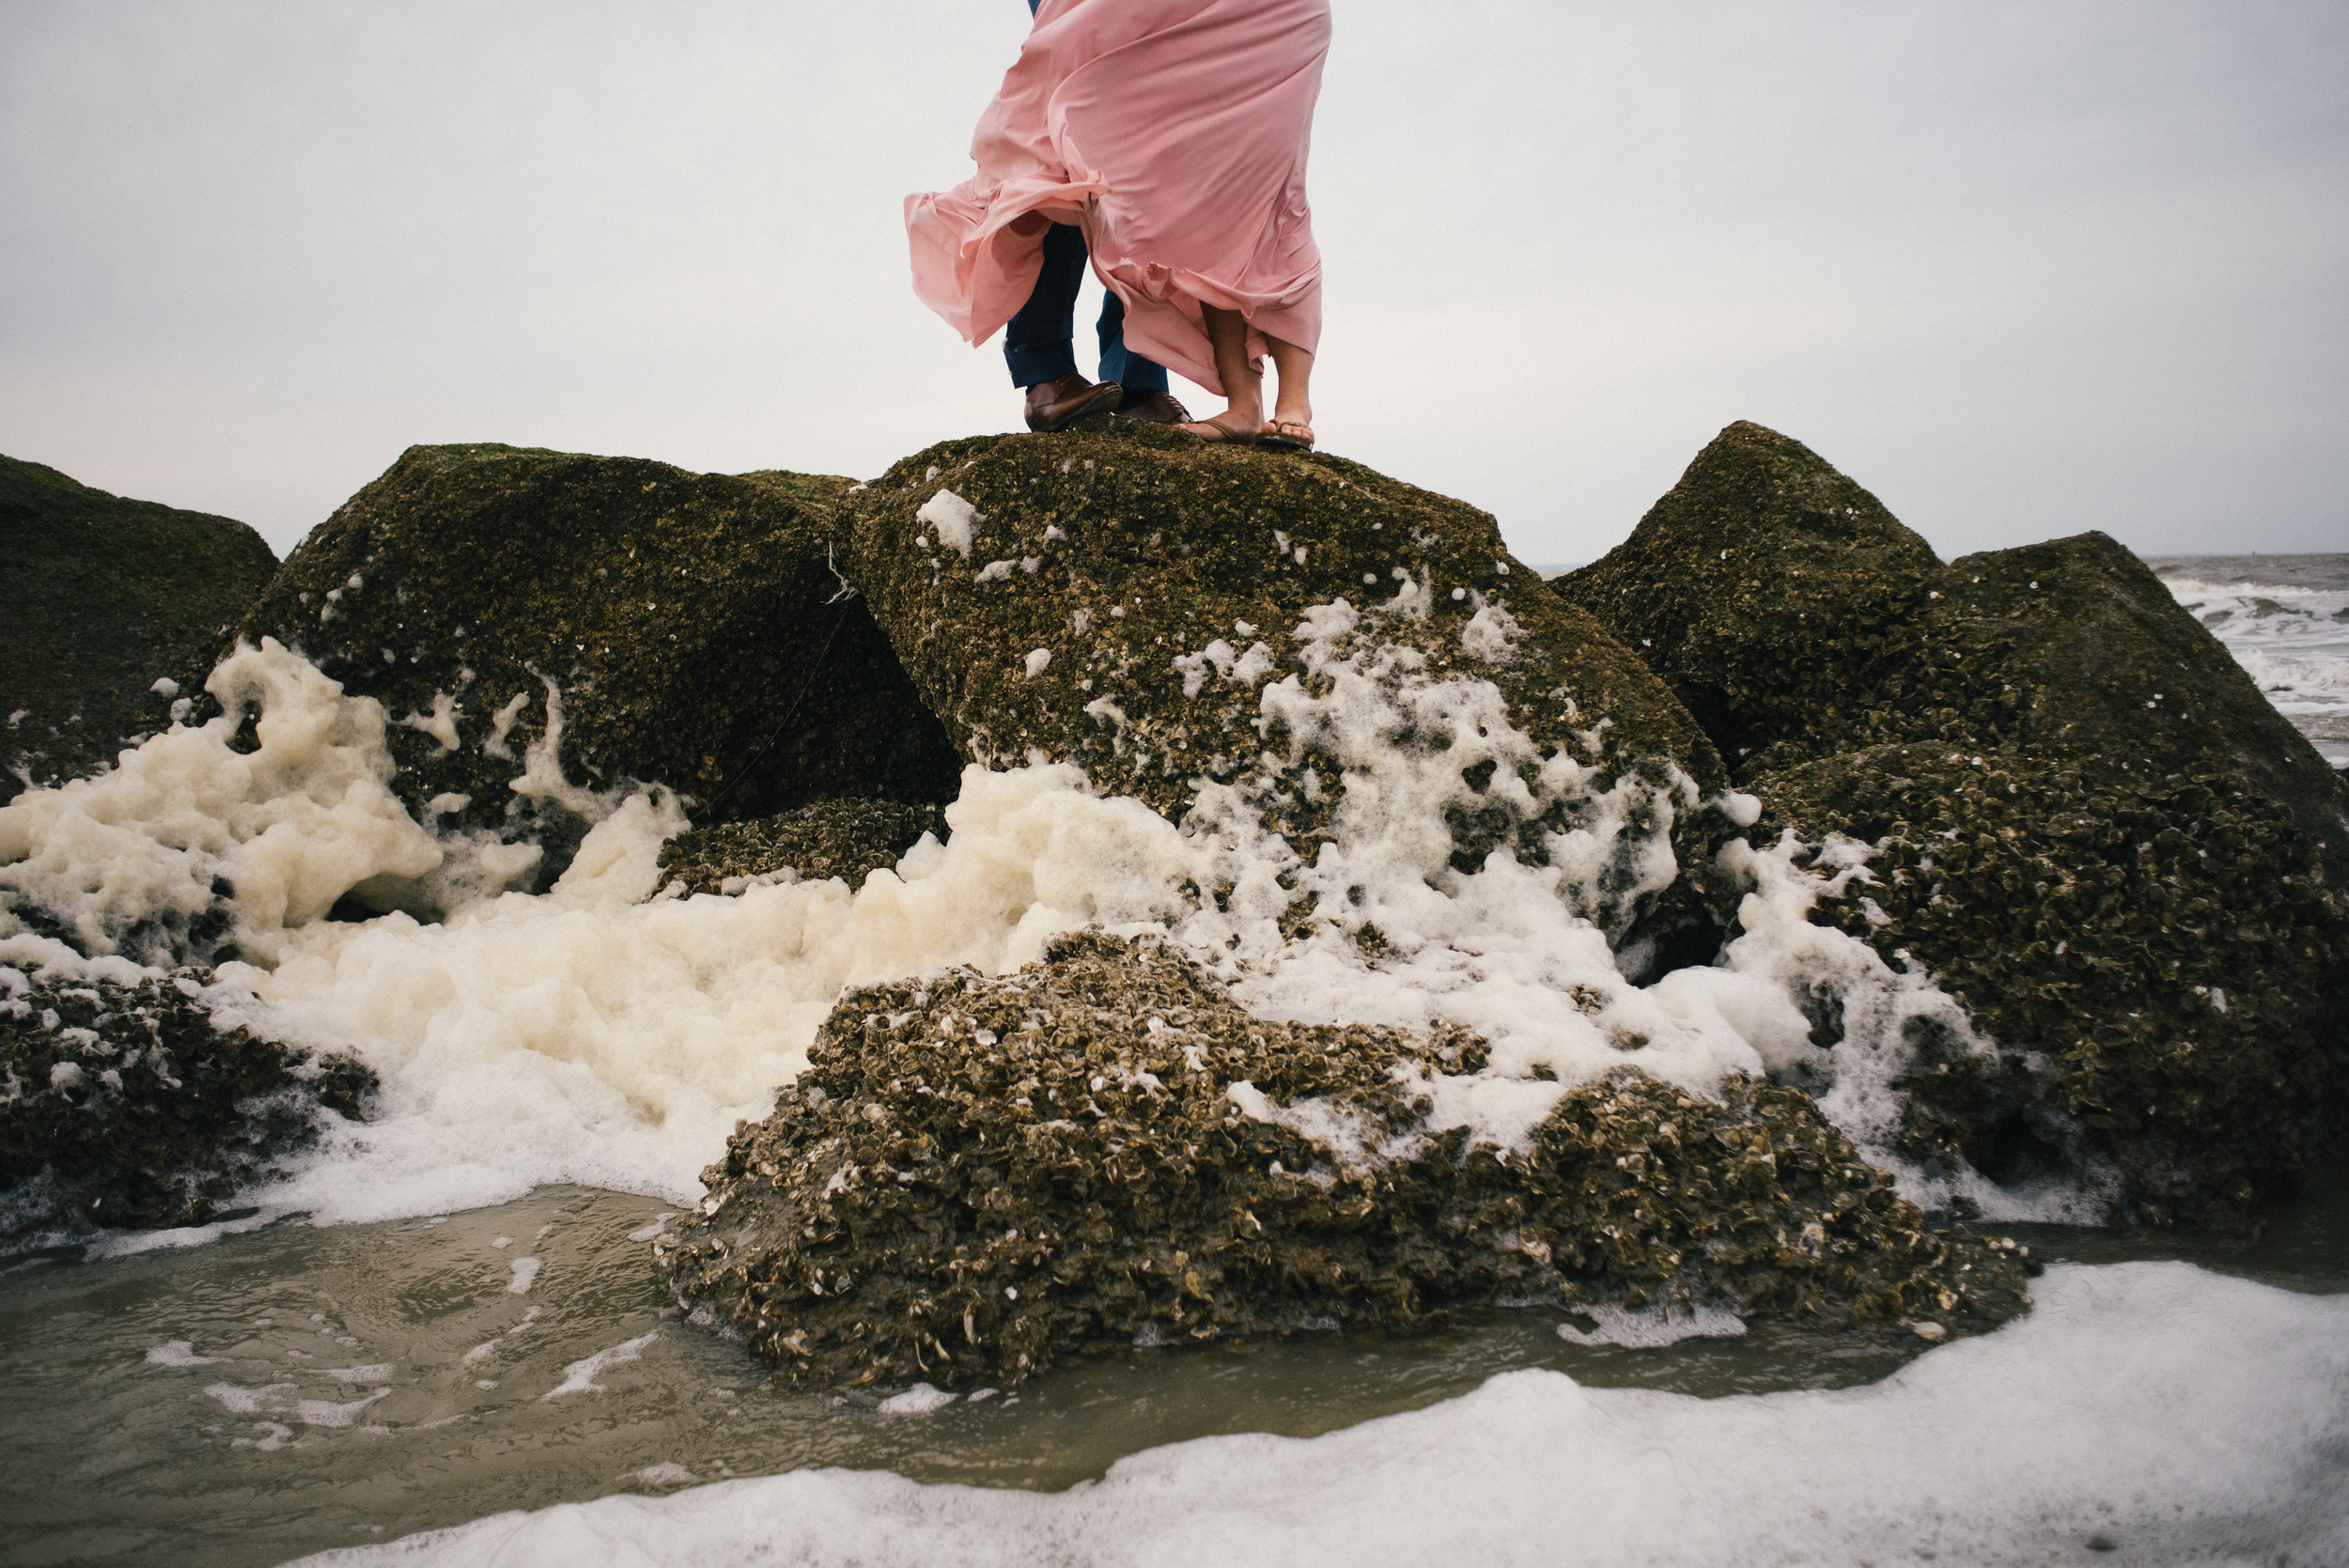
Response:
[543,1331,660,1400]
[1555,1302,1747,1348]
[204,1381,389,1428]
[877,1383,958,1415]
[0,640,537,966]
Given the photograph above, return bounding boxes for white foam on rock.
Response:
[0,641,447,963]
[0,640,566,967]
[916,489,981,558]
[1710,833,2107,1223]
[288,1263,2349,1566]
[2,589,2087,1229]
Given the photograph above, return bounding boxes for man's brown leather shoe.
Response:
[1023,373,1123,432]
[1114,391,1192,425]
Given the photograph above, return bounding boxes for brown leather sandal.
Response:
[1258,420,1315,452]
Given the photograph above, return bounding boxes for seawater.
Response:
[1,559,2344,1565]
[2151,552,2349,767]
[2,1172,2344,1567]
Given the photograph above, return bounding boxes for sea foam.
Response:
[1,597,2085,1233]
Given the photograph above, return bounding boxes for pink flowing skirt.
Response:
[905,0,1330,396]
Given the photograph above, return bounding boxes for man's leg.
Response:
[1097,292,1168,401]
[1005,222,1122,431]
[1003,221,1086,390]
[1098,290,1190,423]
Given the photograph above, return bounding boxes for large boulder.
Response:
[655,931,2030,1390]
[1550,422,1944,770]
[1,941,373,1239]
[221,443,964,895]
[847,421,1731,971]
[1559,424,2349,1222]
[2,454,277,804]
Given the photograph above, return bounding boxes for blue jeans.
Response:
[1003,224,1169,396]
[1004,0,1168,397]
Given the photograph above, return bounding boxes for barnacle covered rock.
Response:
[1549,421,1943,768]
[845,422,1734,972]
[655,931,2028,1390]
[0,954,373,1238]
[656,798,946,895]
[1560,423,2349,1221]
[3,452,278,806]
[222,444,962,877]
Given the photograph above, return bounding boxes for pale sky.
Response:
[4,0,2343,564]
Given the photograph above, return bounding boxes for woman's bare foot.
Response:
[1260,334,1315,448]
[1180,381,1262,442]
[1180,304,1265,442]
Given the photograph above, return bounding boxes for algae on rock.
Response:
[1559,422,2349,1222]
[2,454,277,805]
[223,443,963,890]
[656,931,2029,1391]
[0,961,373,1239]
[847,421,1732,971]
[1549,422,1943,770]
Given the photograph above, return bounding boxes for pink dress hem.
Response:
[906,0,1329,397]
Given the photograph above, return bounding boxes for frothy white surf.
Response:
[290,1262,2349,1567]
[2166,573,2349,765]
[0,599,2080,1231]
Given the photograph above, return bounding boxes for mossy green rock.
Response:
[1553,422,1943,768]
[657,930,2027,1391]
[1,454,277,805]
[1759,746,2346,1224]
[226,444,962,879]
[1560,423,2349,1221]
[1,963,374,1239]
[847,421,1728,961]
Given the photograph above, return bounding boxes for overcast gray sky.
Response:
[4,0,2343,564]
